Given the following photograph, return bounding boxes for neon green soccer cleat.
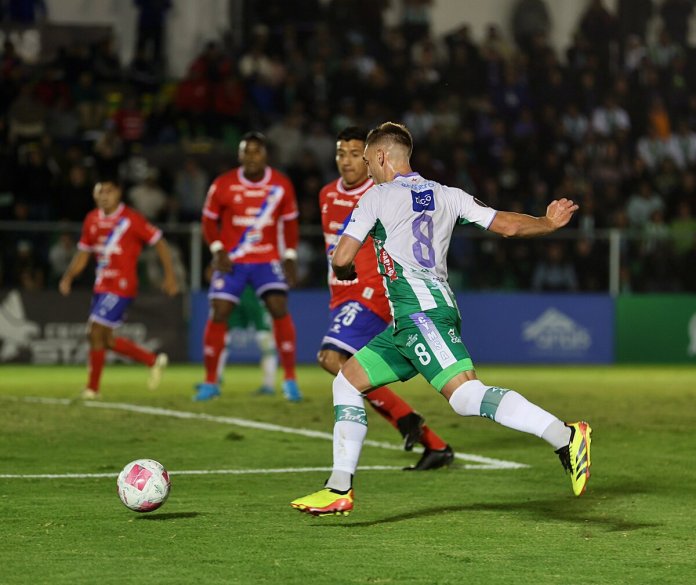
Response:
[556,421,592,496]
[290,488,354,516]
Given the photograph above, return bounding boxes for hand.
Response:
[161,275,179,296]
[58,277,72,296]
[283,258,297,288]
[545,198,579,229]
[211,250,233,273]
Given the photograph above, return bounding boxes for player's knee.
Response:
[317,350,344,376]
[448,379,487,416]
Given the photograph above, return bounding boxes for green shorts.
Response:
[354,307,474,392]
[228,285,272,332]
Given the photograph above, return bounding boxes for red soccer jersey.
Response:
[78,203,162,297]
[202,166,299,263]
[320,177,391,322]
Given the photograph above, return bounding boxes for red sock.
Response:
[203,320,227,383]
[367,386,448,450]
[88,349,105,391]
[366,386,412,421]
[272,314,296,381]
[112,337,156,367]
[420,425,448,451]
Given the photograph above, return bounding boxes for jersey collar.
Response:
[238,166,271,186]
[98,203,125,219]
[337,177,373,195]
[393,172,420,179]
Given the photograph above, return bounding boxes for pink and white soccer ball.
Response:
[117,459,171,512]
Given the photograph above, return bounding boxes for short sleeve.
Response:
[134,213,162,245]
[342,187,378,243]
[452,187,498,229]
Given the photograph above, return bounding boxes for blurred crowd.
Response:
[1,0,695,293]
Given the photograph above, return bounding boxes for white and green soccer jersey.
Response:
[343,172,497,321]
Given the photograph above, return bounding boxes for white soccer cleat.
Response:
[81,388,99,400]
[148,353,168,390]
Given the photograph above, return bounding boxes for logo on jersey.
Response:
[379,248,398,281]
[411,189,435,212]
[448,328,462,344]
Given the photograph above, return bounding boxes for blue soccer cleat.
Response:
[193,382,221,401]
[282,380,302,402]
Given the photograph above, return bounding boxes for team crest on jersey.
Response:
[411,189,435,212]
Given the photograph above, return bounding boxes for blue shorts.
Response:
[209,262,287,303]
[89,293,132,328]
[321,301,389,355]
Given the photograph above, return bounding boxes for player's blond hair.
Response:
[365,122,413,157]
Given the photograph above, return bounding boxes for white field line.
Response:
[0,466,407,480]
[8,396,529,471]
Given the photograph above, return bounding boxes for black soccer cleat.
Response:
[396,412,425,451]
[403,444,455,471]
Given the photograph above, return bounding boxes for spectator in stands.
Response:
[128,169,169,221]
[532,242,579,292]
[266,112,303,169]
[667,120,696,170]
[57,164,93,221]
[660,0,695,47]
[511,0,551,54]
[670,200,696,256]
[48,232,76,285]
[637,123,672,171]
[173,158,209,222]
[133,0,171,65]
[626,179,664,227]
[113,95,145,144]
[591,94,630,138]
[8,82,46,143]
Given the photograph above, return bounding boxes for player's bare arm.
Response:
[331,235,362,280]
[489,198,579,238]
[154,239,179,296]
[58,249,91,296]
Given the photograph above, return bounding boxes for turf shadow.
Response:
[136,512,201,521]
[318,500,660,533]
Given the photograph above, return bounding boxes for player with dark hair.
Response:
[318,126,453,470]
[59,176,179,399]
[196,131,301,401]
[292,122,592,516]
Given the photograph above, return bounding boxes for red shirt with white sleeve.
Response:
[78,203,162,297]
[202,166,299,263]
[319,177,391,322]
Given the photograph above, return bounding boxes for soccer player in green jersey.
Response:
[291,122,592,516]
[218,285,278,395]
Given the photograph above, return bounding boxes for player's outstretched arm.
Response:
[488,198,579,238]
[331,234,362,280]
[58,250,91,296]
[154,238,179,296]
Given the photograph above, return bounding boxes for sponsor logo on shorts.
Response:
[448,328,461,344]
[406,333,418,347]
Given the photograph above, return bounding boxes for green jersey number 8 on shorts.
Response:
[356,307,474,393]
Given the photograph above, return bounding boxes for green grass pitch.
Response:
[1,364,695,584]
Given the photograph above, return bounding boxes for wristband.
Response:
[283,249,298,261]
[210,240,225,254]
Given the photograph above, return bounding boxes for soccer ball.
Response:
[117,459,171,512]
